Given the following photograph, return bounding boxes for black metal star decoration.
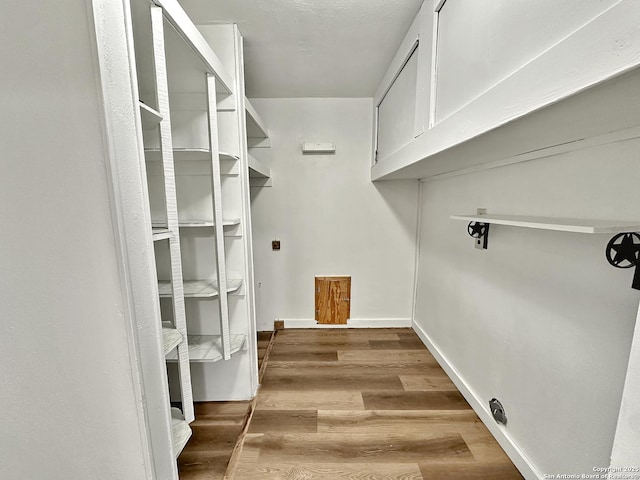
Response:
[606,232,640,290]
[467,222,488,238]
[606,233,640,268]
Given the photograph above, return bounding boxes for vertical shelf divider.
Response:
[235,30,260,392]
[206,74,232,360]
[150,5,194,424]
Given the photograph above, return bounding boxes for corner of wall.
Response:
[412,320,543,480]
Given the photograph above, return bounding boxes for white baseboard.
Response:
[412,320,542,480]
[283,318,412,329]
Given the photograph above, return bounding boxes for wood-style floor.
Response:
[232,328,524,480]
[178,401,251,479]
[257,330,273,376]
[177,331,274,479]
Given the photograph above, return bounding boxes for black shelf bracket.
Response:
[468,222,490,250]
[606,232,640,290]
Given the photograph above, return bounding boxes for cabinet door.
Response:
[315,276,351,325]
[376,46,419,161]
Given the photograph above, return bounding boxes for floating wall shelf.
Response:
[450,214,640,234]
[452,212,640,289]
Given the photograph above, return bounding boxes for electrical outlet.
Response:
[272,240,280,250]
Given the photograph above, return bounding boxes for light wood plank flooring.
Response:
[178,331,274,479]
[178,401,251,479]
[258,331,273,369]
[233,328,523,480]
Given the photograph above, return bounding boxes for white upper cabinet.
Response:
[376,45,419,161]
[434,0,617,123]
[372,0,640,181]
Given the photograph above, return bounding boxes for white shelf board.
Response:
[450,214,640,234]
[152,227,172,241]
[139,102,162,130]
[153,219,240,228]
[162,326,183,356]
[248,154,271,178]
[144,149,239,175]
[249,177,272,188]
[144,148,239,162]
[245,97,269,138]
[170,408,192,458]
[166,334,247,363]
[183,218,241,227]
[158,278,243,298]
[144,148,240,176]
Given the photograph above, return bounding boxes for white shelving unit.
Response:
[451,213,640,234]
[105,0,270,471]
[136,20,264,400]
[98,0,263,475]
[131,0,200,461]
[129,0,254,464]
[155,22,265,400]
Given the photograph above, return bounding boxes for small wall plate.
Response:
[489,398,507,425]
[302,142,336,154]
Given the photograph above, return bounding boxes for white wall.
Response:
[610,305,640,466]
[0,2,148,478]
[249,98,418,330]
[414,139,640,477]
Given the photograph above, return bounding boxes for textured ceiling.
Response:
[180,0,424,98]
